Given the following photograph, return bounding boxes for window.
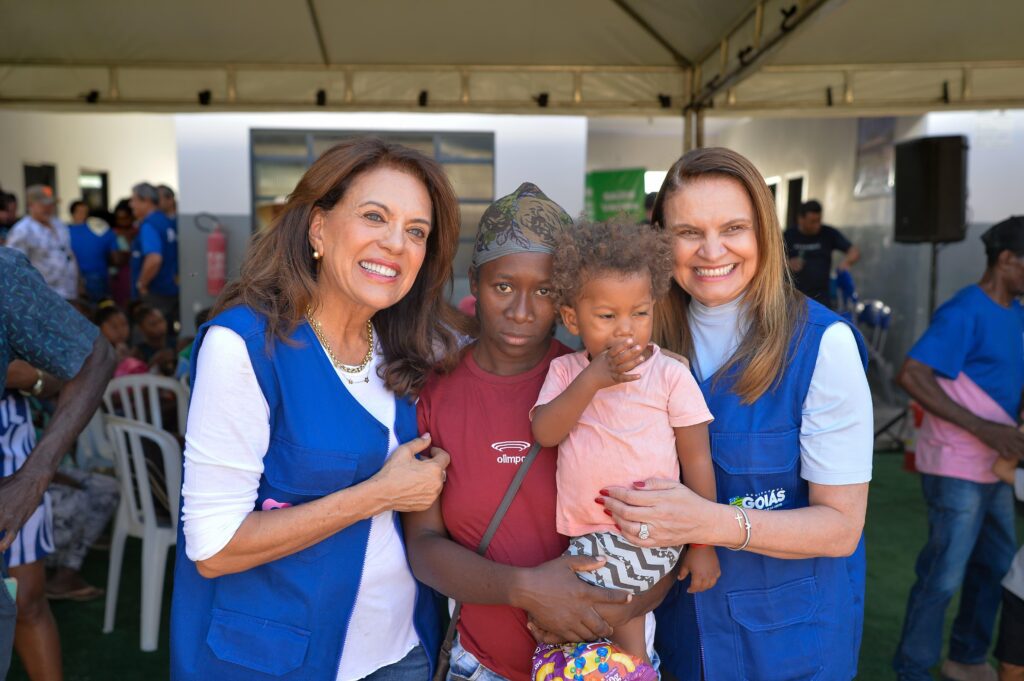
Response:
[24,163,56,194]
[785,174,806,231]
[79,170,109,214]
[250,130,495,278]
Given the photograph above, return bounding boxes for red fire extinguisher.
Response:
[196,213,227,296]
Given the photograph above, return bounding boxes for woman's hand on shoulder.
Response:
[371,434,450,512]
[514,555,631,642]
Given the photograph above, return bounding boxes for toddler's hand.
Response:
[585,338,647,389]
[679,545,720,594]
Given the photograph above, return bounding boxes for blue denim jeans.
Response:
[362,644,431,681]
[0,559,15,680]
[893,474,1017,681]
[447,634,661,681]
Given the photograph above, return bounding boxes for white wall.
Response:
[0,110,177,217]
[706,116,926,228]
[174,112,588,216]
[922,110,1024,223]
[587,116,686,173]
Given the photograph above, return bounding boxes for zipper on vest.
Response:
[337,531,371,680]
[694,591,707,678]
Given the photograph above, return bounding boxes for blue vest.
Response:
[655,300,868,681]
[170,306,440,680]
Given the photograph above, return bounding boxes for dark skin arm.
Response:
[898,357,1024,459]
[7,361,63,400]
[674,423,720,593]
[137,253,163,295]
[526,566,677,644]
[402,497,634,642]
[0,334,115,551]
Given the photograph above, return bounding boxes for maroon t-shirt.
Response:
[418,340,571,681]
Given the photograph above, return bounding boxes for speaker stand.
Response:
[928,242,944,315]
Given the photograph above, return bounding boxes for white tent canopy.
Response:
[1,0,1022,117]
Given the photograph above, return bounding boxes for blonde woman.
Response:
[600,147,873,681]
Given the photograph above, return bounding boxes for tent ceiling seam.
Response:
[607,0,692,68]
[305,0,330,66]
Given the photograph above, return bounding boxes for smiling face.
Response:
[663,176,759,308]
[561,271,654,357]
[471,252,557,373]
[308,166,432,317]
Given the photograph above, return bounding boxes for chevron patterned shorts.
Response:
[567,531,681,595]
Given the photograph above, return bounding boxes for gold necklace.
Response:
[306,308,374,384]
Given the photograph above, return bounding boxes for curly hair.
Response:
[551,220,675,308]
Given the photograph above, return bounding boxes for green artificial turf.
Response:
[8,455,1021,680]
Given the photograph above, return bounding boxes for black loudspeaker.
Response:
[894,135,968,243]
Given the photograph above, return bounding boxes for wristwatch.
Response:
[20,369,45,397]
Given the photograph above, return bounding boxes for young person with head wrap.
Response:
[404,185,676,681]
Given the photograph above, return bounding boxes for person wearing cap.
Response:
[404,183,673,681]
[892,216,1024,681]
[6,185,80,300]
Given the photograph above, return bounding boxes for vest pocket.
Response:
[726,577,823,681]
[206,608,311,676]
[264,437,360,496]
[712,429,800,475]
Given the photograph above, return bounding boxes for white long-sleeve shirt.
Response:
[181,325,419,681]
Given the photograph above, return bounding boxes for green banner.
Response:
[585,168,646,221]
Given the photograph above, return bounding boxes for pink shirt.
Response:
[533,345,713,537]
[915,372,1014,484]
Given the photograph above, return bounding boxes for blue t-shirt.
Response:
[909,284,1024,419]
[69,223,119,299]
[131,210,179,297]
[0,247,98,394]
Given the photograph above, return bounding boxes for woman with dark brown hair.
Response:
[600,147,873,681]
[170,138,461,681]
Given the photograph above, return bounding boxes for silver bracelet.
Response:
[727,506,751,552]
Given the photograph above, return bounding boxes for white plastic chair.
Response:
[75,410,115,471]
[102,415,181,652]
[102,373,188,435]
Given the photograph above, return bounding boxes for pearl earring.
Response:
[313,249,321,260]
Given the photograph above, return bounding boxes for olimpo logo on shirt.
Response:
[492,440,530,464]
[730,487,787,510]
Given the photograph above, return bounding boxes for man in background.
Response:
[892,216,1024,681]
[130,182,179,332]
[157,185,177,225]
[67,200,126,301]
[6,186,79,300]
[784,199,860,308]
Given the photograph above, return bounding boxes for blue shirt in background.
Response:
[909,284,1024,419]
[131,210,179,298]
[69,222,119,300]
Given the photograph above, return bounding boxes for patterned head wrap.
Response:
[472,182,573,268]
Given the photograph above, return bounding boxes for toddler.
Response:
[532,220,718,662]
